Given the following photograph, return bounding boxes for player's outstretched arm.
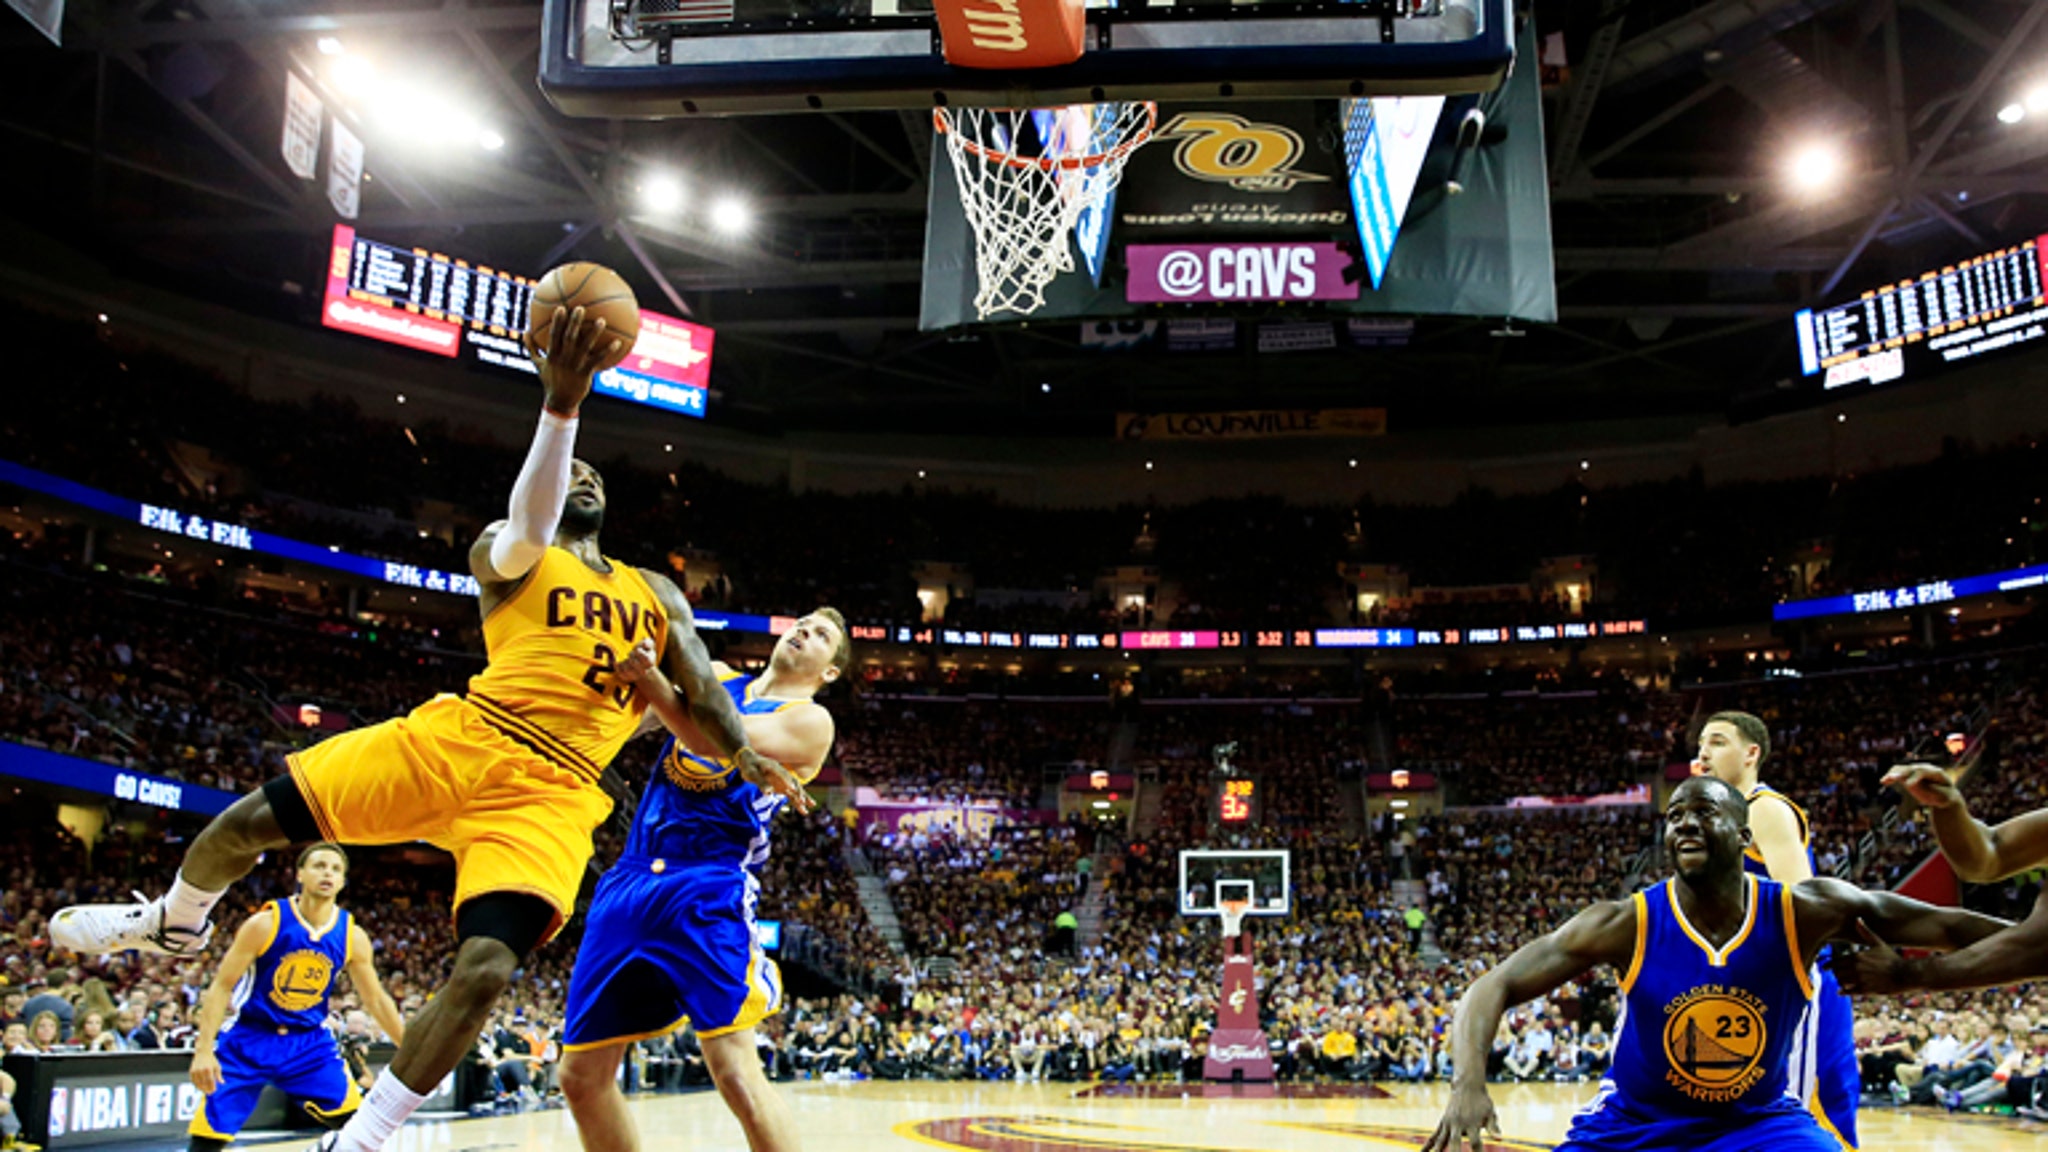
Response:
[1424,899,1635,1152]
[1885,763,2048,883]
[345,923,406,1047]
[1829,884,2047,996]
[190,909,275,1095]
[1793,877,2008,957]
[616,638,831,807]
[639,573,814,811]
[470,305,621,585]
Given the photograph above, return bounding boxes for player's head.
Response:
[297,842,349,899]
[1694,710,1770,784]
[1663,775,1752,885]
[770,608,851,691]
[560,458,607,538]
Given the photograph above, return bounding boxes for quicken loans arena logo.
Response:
[1661,984,1769,1102]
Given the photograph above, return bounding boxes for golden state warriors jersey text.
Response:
[468,547,669,782]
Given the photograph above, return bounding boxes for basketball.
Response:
[527,262,640,371]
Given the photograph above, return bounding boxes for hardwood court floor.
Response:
[347,1080,2048,1152]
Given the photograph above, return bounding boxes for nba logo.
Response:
[48,1086,67,1138]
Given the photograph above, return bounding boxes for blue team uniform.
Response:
[191,899,360,1142]
[562,672,792,1049]
[1559,875,1843,1152]
[1743,785,1860,1149]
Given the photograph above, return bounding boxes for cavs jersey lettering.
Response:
[231,900,351,1035]
[468,546,669,782]
[1593,875,1813,1123]
[629,672,796,871]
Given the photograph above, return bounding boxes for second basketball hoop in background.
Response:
[934,102,1156,321]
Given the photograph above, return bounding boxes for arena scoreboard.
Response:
[1217,777,1260,826]
[320,225,713,419]
[1796,234,2048,391]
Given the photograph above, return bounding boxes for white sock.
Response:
[337,1076,427,1152]
[163,872,225,933]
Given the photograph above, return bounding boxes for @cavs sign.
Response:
[1127,243,1357,303]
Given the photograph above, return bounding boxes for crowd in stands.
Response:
[5,308,2048,1119]
[6,300,2048,637]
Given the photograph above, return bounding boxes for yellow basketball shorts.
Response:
[285,694,613,941]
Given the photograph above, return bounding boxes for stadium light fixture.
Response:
[478,129,506,151]
[316,37,345,56]
[1786,140,1842,193]
[331,54,376,97]
[2028,86,2048,115]
[642,174,685,214]
[2000,103,2028,125]
[710,196,752,235]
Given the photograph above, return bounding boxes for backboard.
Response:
[1179,849,1290,918]
[540,0,1514,116]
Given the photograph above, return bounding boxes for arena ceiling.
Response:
[0,0,2044,437]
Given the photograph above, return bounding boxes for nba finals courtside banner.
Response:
[1116,409,1386,441]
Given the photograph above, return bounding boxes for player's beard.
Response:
[560,499,605,538]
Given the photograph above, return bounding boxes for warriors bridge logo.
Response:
[1661,985,1769,1102]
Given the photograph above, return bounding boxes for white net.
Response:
[1220,899,1251,940]
[935,102,1156,321]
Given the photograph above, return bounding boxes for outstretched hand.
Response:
[1422,1084,1501,1152]
[1881,763,1963,810]
[523,305,622,416]
[738,748,815,814]
[1829,920,1913,996]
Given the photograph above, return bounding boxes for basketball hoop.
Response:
[1219,897,1251,940]
[934,102,1157,320]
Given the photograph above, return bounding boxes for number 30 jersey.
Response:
[468,546,669,781]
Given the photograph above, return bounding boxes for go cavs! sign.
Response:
[1115,104,1354,236]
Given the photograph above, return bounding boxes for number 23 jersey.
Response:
[1589,874,1816,1123]
[468,546,669,780]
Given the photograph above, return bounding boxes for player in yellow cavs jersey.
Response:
[53,305,796,1152]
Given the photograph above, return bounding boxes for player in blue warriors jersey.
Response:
[187,844,405,1152]
[1693,709,1861,1147]
[557,609,849,1152]
[1424,776,2009,1152]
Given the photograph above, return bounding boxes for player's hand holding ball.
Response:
[1882,763,1963,809]
[523,263,640,416]
[190,1048,223,1095]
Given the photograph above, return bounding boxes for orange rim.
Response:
[933,103,1157,172]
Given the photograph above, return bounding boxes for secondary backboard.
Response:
[540,0,1513,116]
[1179,849,1290,918]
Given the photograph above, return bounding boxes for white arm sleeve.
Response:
[486,409,579,579]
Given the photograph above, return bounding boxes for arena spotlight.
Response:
[2000,103,2028,125]
[710,196,752,235]
[478,129,506,151]
[1786,140,1842,192]
[316,37,345,56]
[331,54,376,96]
[2029,86,2048,115]
[641,174,685,214]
